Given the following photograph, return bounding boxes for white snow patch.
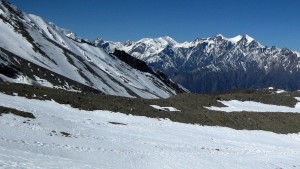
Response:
[33,75,54,88]
[244,34,254,43]
[295,51,300,58]
[229,35,243,44]
[14,75,32,84]
[206,99,300,113]
[276,89,286,94]
[0,93,300,168]
[174,41,193,48]
[150,105,180,112]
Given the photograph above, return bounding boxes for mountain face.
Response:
[0,0,183,99]
[98,35,300,93]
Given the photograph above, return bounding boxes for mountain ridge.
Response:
[97,34,300,93]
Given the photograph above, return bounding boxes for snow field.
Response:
[0,93,300,168]
[206,98,300,113]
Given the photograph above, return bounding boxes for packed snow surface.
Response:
[206,98,300,113]
[150,105,180,112]
[0,93,300,168]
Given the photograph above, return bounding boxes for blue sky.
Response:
[9,0,300,51]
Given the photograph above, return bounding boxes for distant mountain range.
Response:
[0,0,183,98]
[96,34,300,93]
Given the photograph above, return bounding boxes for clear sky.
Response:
[8,0,300,51]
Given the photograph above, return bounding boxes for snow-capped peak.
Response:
[138,36,177,47]
[52,26,82,41]
[228,34,254,45]
[159,36,178,45]
[215,34,225,39]
[244,34,254,42]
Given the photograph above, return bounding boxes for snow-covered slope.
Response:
[99,34,300,93]
[1,92,300,168]
[0,0,178,98]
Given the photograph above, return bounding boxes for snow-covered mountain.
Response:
[0,0,182,98]
[98,34,300,93]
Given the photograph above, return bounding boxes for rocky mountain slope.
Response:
[98,35,300,93]
[0,0,181,99]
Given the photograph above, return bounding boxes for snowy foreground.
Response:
[0,93,300,169]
